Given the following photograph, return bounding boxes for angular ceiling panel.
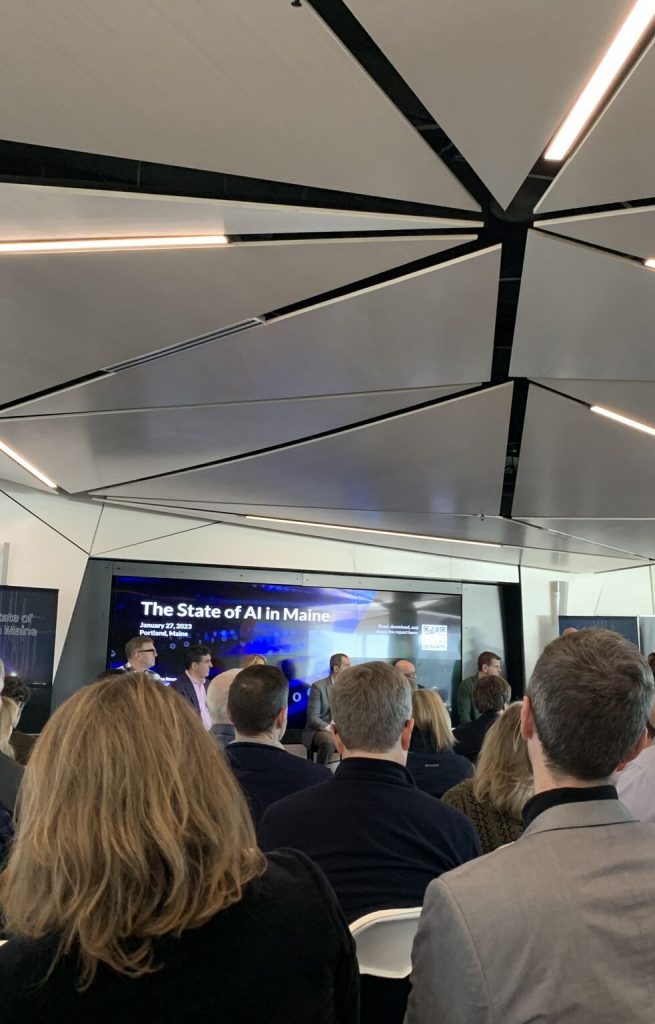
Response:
[535,380,655,422]
[0,236,455,408]
[538,207,655,261]
[0,183,477,241]
[0,386,467,493]
[510,231,655,379]
[0,0,476,209]
[91,505,211,556]
[513,385,655,518]
[347,0,633,209]
[6,246,497,418]
[518,518,655,561]
[538,41,655,212]
[0,483,101,551]
[96,385,514,515]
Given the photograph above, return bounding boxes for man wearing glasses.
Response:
[123,635,159,674]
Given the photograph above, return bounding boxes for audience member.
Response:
[406,629,655,1024]
[0,672,359,1022]
[171,644,212,729]
[303,653,351,765]
[260,661,480,922]
[452,674,511,764]
[615,664,655,822]
[454,650,502,725]
[392,658,418,689]
[241,654,267,667]
[406,689,473,798]
[121,636,159,675]
[442,702,532,853]
[207,667,240,749]
[0,697,19,759]
[2,678,35,766]
[225,665,329,826]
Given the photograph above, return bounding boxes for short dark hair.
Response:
[184,645,211,670]
[477,651,501,672]
[2,676,30,707]
[125,636,153,659]
[330,653,348,674]
[227,666,288,735]
[529,629,654,780]
[473,675,511,713]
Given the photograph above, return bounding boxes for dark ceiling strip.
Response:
[0,370,111,415]
[533,226,647,266]
[533,196,655,223]
[529,379,594,410]
[88,381,499,495]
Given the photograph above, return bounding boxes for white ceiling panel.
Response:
[96,384,513,514]
[535,380,655,421]
[4,246,496,418]
[347,0,633,209]
[91,505,211,556]
[0,482,101,550]
[513,385,655,519]
[538,40,655,212]
[0,387,466,494]
[0,184,478,241]
[0,456,53,492]
[518,518,655,561]
[537,206,655,261]
[0,236,456,408]
[0,0,476,210]
[510,231,655,379]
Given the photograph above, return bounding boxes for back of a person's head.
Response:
[228,665,288,735]
[411,689,453,751]
[472,674,511,714]
[2,676,31,709]
[473,703,532,819]
[241,654,267,668]
[0,672,263,986]
[0,696,19,757]
[529,629,654,780]
[331,661,411,752]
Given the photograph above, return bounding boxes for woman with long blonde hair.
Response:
[0,672,358,1022]
[442,702,533,854]
[407,689,473,798]
[0,695,20,758]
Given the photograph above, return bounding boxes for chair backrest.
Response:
[283,743,309,760]
[349,907,422,979]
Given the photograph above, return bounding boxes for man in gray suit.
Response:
[304,653,350,764]
[406,628,655,1024]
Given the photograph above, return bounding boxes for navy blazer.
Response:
[452,709,500,764]
[226,741,330,826]
[407,730,474,799]
[170,673,207,716]
[259,757,481,922]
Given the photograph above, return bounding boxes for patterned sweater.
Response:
[441,778,524,854]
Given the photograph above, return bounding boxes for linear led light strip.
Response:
[0,234,229,255]
[545,0,655,161]
[0,440,57,489]
[591,404,655,436]
[245,515,503,548]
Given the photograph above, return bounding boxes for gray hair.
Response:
[331,661,412,752]
[529,629,654,780]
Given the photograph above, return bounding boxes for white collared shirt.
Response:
[616,743,655,823]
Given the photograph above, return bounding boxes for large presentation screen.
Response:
[108,576,462,727]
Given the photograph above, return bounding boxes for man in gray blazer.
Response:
[406,628,655,1024]
[303,653,350,764]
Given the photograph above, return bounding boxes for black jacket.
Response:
[452,709,500,764]
[225,741,330,826]
[259,757,480,922]
[406,729,474,798]
[0,850,358,1024]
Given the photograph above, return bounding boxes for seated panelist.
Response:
[302,652,350,765]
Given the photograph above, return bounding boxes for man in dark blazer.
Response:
[260,661,480,922]
[225,664,329,826]
[452,674,511,763]
[171,644,212,729]
[407,629,655,1024]
[303,652,350,764]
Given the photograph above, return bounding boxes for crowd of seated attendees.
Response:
[1,631,655,1023]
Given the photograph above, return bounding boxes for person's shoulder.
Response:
[261,771,333,821]
[255,849,339,910]
[0,933,59,998]
[170,674,187,690]
[283,751,331,780]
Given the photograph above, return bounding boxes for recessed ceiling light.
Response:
[0,440,58,489]
[545,0,655,161]
[590,404,655,437]
[0,234,229,256]
[244,515,503,548]
[645,258,655,269]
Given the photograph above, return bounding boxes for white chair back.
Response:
[349,907,421,979]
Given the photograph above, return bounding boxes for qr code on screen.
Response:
[420,624,448,651]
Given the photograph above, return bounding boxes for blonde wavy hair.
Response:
[0,695,19,757]
[473,702,533,819]
[0,672,264,987]
[411,689,454,751]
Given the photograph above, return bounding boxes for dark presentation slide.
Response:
[108,576,462,727]
[0,585,58,731]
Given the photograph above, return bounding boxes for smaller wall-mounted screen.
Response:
[558,615,639,647]
[0,585,58,731]
[108,576,462,728]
